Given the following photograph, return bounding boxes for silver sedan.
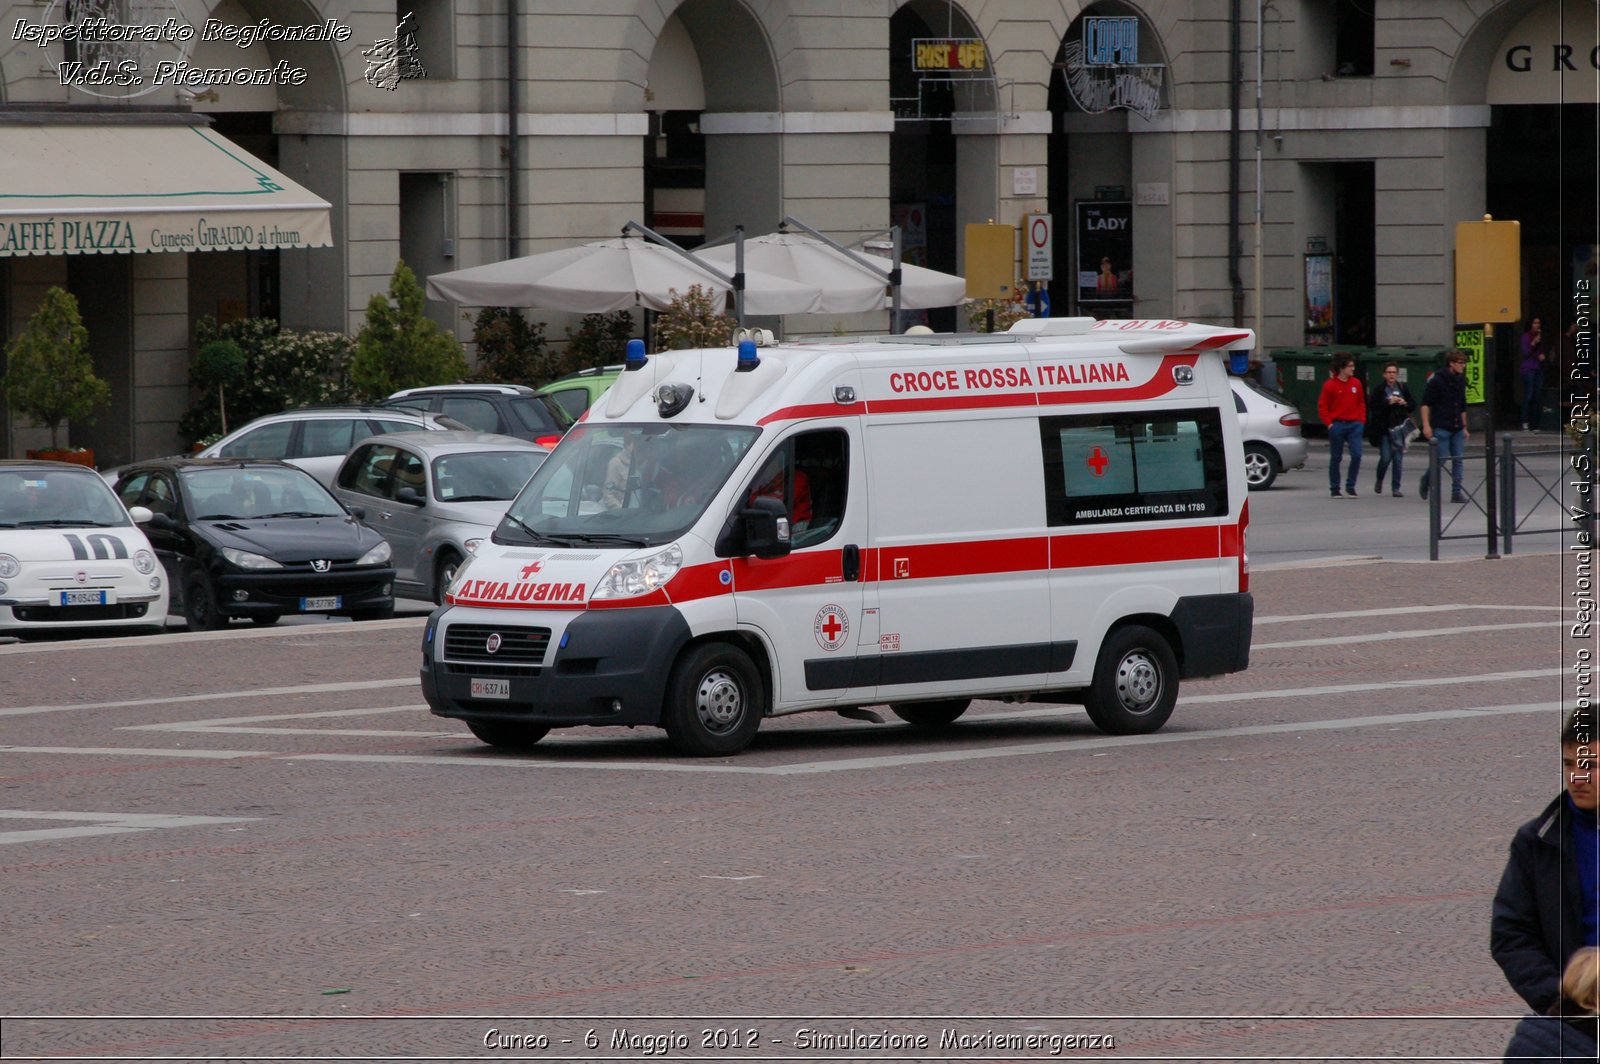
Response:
[331,431,548,603]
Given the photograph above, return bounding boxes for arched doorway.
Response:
[1457,0,1597,429]
[1048,3,1172,321]
[644,0,781,249]
[890,1,995,332]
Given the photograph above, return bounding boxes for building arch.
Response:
[639,0,783,245]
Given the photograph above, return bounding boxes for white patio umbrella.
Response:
[697,226,968,316]
[424,231,823,319]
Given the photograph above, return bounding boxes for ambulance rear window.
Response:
[1040,408,1227,525]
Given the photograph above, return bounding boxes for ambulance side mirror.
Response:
[715,496,792,559]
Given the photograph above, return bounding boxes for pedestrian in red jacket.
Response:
[1317,353,1366,498]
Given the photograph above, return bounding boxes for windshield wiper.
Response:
[259,511,330,519]
[545,532,651,547]
[501,512,543,540]
[444,494,505,503]
[16,519,117,527]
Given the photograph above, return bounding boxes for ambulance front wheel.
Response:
[890,700,971,727]
[1082,625,1178,735]
[663,642,764,757]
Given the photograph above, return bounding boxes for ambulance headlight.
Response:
[592,543,683,600]
[133,549,156,575]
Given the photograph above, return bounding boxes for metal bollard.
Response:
[1428,437,1442,560]
[1500,436,1516,556]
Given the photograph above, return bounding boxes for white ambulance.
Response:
[421,317,1255,756]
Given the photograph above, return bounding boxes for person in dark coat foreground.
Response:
[1502,947,1598,1062]
[1493,710,1600,1013]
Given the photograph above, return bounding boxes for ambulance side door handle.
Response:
[842,544,860,582]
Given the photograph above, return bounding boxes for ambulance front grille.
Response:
[443,624,551,664]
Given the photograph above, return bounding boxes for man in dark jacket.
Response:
[1418,350,1470,503]
[1492,711,1600,1012]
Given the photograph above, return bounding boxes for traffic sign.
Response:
[1024,212,1053,282]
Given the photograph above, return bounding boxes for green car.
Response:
[535,364,622,419]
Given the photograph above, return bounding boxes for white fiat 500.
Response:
[0,460,168,636]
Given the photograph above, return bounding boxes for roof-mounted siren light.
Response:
[624,338,648,372]
[735,338,760,373]
[1229,348,1252,376]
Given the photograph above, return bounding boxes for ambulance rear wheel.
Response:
[663,642,763,757]
[1083,626,1178,735]
[466,721,550,749]
[890,699,971,727]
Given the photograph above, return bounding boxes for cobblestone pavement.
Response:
[0,551,1584,1061]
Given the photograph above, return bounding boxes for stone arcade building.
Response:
[1,0,1594,462]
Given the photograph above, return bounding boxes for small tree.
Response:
[179,318,356,445]
[468,306,554,384]
[564,311,637,375]
[350,262,468,400]
[1,286,111,450]
[651,285,735,352]
[193,339,247,435]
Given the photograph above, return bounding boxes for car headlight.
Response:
[0,554,18,579]
[591,543,682,600]
[133,549,156,575]
[464,538,482,555]
[358,541,393,566]
[220,547,282,570]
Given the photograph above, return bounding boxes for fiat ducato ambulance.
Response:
[420,317,1255,756]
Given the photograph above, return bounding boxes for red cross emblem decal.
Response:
[520,561,542,579]
[814,603,849,650]
[1087,446,1110,477]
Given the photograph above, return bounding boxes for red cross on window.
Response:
[821,613,843,640]
[1087,446,1110,476]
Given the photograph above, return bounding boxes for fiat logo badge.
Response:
[75,571,87,583]
[486,633,502,654]
[311,559,331,573]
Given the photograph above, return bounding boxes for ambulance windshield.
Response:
[499,422,761,546]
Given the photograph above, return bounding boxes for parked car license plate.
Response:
[59,589,107,606]
[470,678,511,699]
[300,596,341,611]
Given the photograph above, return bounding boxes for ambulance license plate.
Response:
[59,590,106,606]
[470,678,511,700]
[301,596,341,611]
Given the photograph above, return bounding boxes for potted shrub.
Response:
[3,286,111,465]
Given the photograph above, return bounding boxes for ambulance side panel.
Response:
[860,412,1056,701]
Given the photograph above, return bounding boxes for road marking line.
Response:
[1255,603,1565,624]
[125,705,431,732]
[1253,621,1562,650]
[0,701,1561,775]
[0,810,258,845]
[0,679,417,718]
[116,667,1565,735]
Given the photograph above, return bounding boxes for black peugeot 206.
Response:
[112,458,396,630]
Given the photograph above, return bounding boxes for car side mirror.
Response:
[715,495,791,559]
[395,486,425,506]
[128,505,153,524]
[347,506,367,521]
[147,512,176,531]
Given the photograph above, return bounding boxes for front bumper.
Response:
[0,568,167,631]
[421,604,691,728]
[213,566,395,618]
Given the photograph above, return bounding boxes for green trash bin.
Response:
[1268,347,1342,432]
